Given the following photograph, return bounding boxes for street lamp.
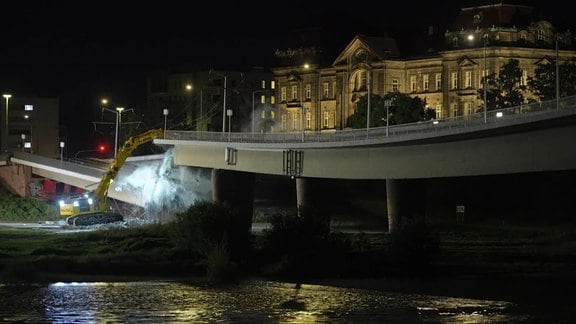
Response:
[483,34,488,123]
[384,99,391,136]
[469,34,487,123]
[2,94,11,152]
[555,35,560,110]
[222,76,227,134]
[226,109,233,141]
[59,141,65,168]
[163,108,169,138]
[367,68,371,137]
[20,134,25,152]
[101,106,129,158]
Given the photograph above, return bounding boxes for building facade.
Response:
[272,3,574,133]
[1,96,60,158]
[145,67,276,133]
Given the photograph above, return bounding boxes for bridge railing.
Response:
[164,95,576,144]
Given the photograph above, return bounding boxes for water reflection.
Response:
[0,279,537,323]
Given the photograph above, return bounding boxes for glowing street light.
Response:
[2,94,11,152]
[163,108,169,138]
[59,141,65,168]
[226,109,233,142]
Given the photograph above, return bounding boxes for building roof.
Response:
[450,3,537,31]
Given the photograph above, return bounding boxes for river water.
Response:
[0,279,559,323]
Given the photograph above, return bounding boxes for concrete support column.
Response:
[386,178,426,234]
[211,169,255,232]
[295,177,307,213]
[386,178,400,234]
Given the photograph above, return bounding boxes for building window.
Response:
[306,112,311,129]
[260,94,265,104]
[392,79,399,92]
[410,75,417,92]
[281,115,286,131]
[435,103,442,118]
[261,110,265,118]
[423,75,429,91]
[451,102,459,117]
[520,70,527,86]
[466,102,474,115]
[323,111,329,128]
[270,95,275,104]
[435,74,442,90]
[305,84,311,99]
[360,70,367,90]
[261,80,266,89]
[451,72,458,90]
[323,82,329,97]
[291,85,298,100]
[465,71,472,88]
[292,113,298,130]
[270,80,276,89]
[281,87,287,101]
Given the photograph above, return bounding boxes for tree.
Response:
[527,60,557,101]
[348,92,430,128]
[479,59,525,110]
[528,60,576,102]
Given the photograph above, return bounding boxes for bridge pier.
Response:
[0,164,32,197]
[211,169,255,233]
[386,178,426,234]
[295,177,307,215]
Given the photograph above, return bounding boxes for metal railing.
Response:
[163,95,576,146]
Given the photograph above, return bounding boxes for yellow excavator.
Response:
[60,128,164,226]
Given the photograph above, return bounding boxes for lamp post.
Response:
[226,109,233,141]
[300,80,305,142]
[222,75,227,134]
[367,69,371,137]
[101,106,127,158]
[21,134,25,152]
[114,107,124,157]
[483,35,487,123]
[163,108,169,138]
[59,141,65,168]
[555,35,560,110]
[2,94,11,152]
[384,99,391,136]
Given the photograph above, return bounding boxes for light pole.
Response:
[21,134,25,152]
[222,75,227,134]
[385,99,391,136]
[163,108,169,138]
[555,35,560,110]
[226,109,233,141]
[252,90,264,135]
[367,69,371,137]
[101,106,128,158]
[2,94,11,152]
[300,80,305,142]
[483,35,487,123]
[59,141,65,168]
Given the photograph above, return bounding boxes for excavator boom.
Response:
[64,128,164,226]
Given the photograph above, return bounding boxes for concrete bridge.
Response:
[3,96,576,232]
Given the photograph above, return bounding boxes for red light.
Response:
[97,144,107,153]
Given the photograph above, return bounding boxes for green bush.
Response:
[168,200,251,270]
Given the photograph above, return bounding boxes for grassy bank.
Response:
[0,184,574,297]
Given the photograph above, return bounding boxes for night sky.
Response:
[0,0,569,151]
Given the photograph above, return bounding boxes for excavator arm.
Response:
[65,128,164,226]
[92,128,164,211]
